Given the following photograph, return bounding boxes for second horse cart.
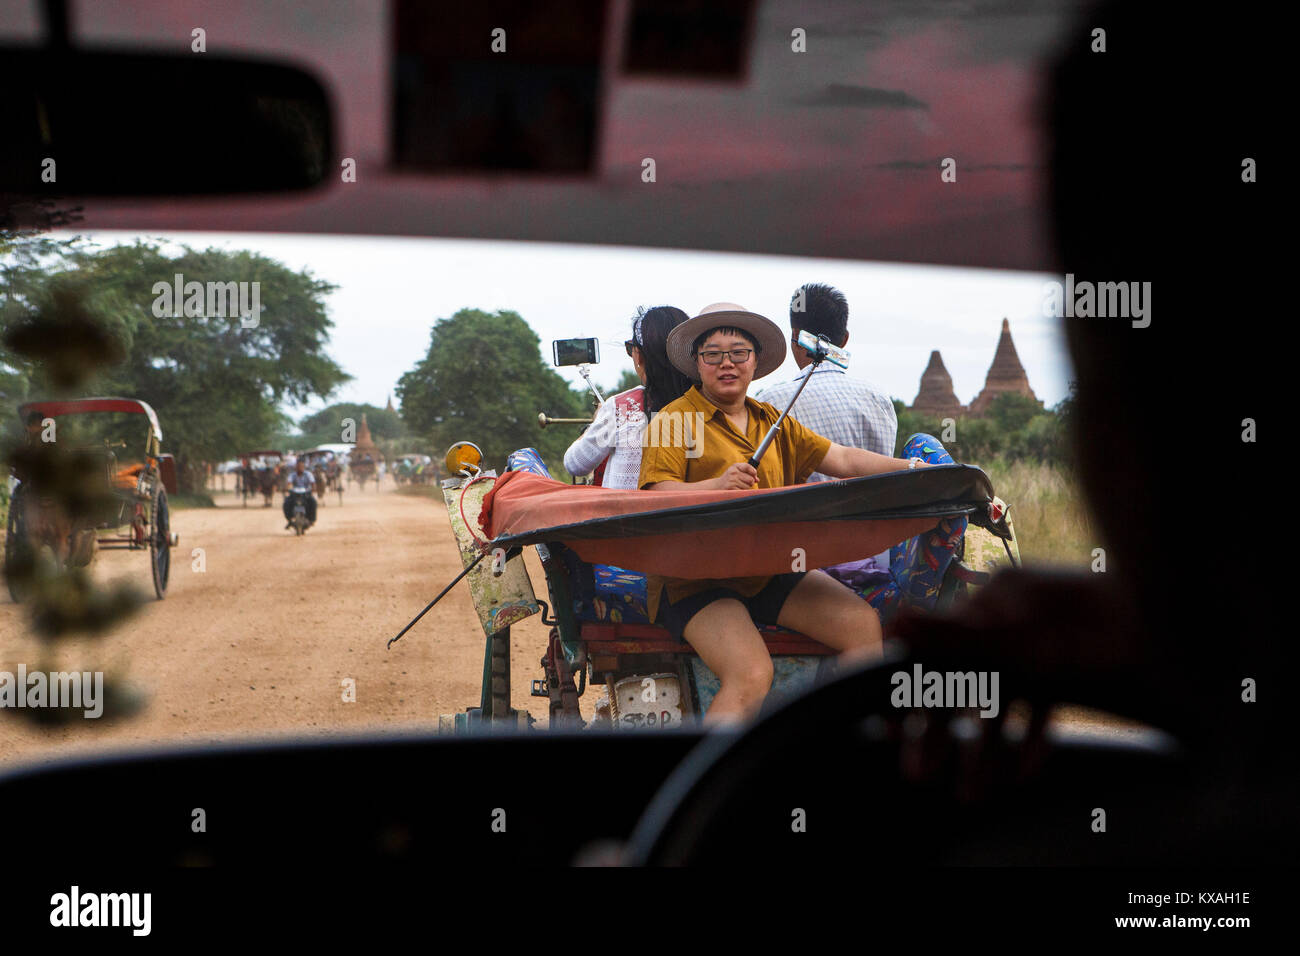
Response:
[5,397,180,601]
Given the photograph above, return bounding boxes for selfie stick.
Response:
[576,364,605,405]
[746,332,849,469]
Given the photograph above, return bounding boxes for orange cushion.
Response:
[114,464,144,489]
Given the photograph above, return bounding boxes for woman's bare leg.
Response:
[681,598,774,726]
[776,570,884,667]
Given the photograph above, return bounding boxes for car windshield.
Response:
[2,0,1118,763]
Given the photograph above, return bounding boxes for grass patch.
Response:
[978,458,1097,569]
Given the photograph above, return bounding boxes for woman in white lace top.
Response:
[563,306,693,489]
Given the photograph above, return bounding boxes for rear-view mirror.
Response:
[0,48,332,196]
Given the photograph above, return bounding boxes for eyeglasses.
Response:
[698,348,754,365]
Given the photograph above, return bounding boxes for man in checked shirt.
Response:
[757,283,967,604]
[756,283,901,585]
[755,283,898,474]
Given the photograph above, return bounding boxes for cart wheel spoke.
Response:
[149,484,170,599]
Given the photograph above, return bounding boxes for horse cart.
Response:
[5,397,180,601]
[297,447,344,506]
[393,453,434,487]
[349,455,378,492]
[400,439,1018,733]
[239,450,284,508]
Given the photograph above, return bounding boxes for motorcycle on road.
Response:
[286,491,314,536]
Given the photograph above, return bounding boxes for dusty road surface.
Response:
[2,479,1145,769]
[1,479,585,768]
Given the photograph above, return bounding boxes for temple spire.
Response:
[910,350,965,418]
[968,318,1039,416]
[352,412,382,460]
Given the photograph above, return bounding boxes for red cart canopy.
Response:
[19,397,162,442]
[479,466,994,580]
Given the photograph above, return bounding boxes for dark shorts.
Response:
[655,572,806,643]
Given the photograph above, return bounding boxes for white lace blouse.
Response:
[562,386,647,489]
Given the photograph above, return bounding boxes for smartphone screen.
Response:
[552,338,599,366]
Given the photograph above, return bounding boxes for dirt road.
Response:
[1,480,579,767]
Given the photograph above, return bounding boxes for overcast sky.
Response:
[66,230,1071,422]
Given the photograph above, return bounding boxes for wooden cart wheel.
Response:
[149,484,171,599]
[4,484,34,603]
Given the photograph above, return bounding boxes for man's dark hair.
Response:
[691,325,759,356]
[634,306,694,413]
[791,283,848,345]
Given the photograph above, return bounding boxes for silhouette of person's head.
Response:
[1047,3,1267,732]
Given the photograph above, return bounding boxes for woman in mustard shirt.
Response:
[640,303,927,726]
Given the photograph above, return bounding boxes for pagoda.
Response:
[967,318,1040,416]
[910,350,965,419]
[352,413,383,461]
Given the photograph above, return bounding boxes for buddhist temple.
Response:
[967,318,1040,416]
[908,318,1040,418]
[352,413,383,461]
[910,350,965,419]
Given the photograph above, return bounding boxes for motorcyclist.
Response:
[283,459,318,529]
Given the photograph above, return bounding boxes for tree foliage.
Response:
[396,309,588,475]
[894,392,1069,466]
[294,402,407,450]
[1,238,349,490]
[611,369,641,394]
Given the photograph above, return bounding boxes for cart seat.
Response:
[113,463,144,492]
[554,543,832,652]
[581,620,834,655]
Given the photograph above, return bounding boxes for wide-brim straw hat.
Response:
[666,302,788,381]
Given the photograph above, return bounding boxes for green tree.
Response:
[894,405,957,455]
[986,392,1043,433]
[296,402,407,449]
[611,369,641,394]
[4,241,349,490]
[0,230,85,416]
[397,308,588,475]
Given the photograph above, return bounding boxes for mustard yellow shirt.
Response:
[637,385,833,622]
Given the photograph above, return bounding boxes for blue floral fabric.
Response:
[505,447,550,477]
[560,544,652,624]
[859,433,967,620]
